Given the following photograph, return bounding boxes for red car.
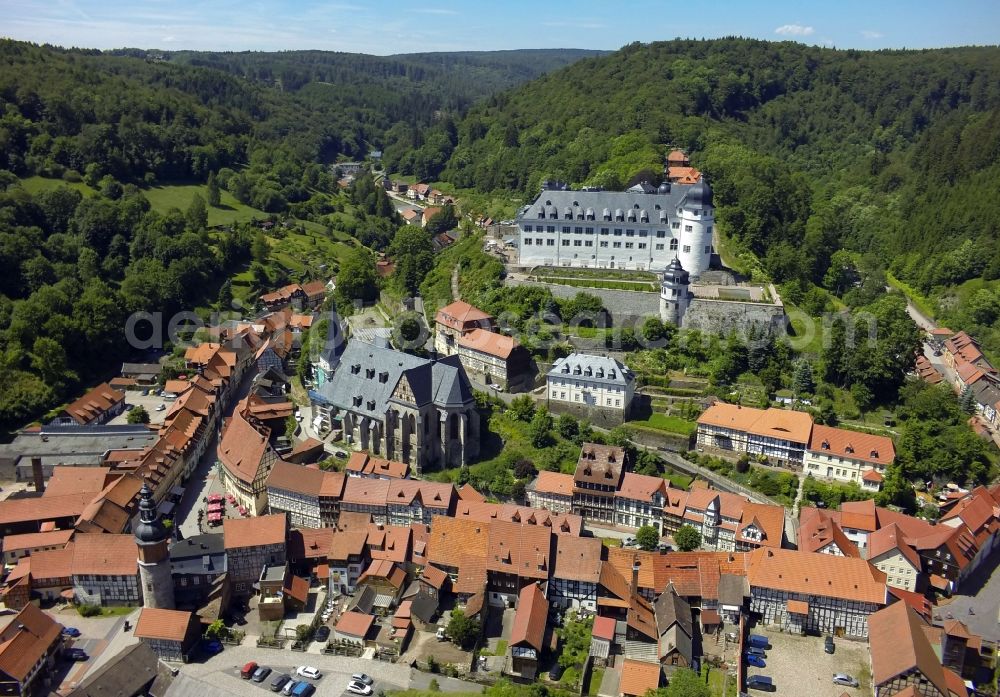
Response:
[241,661,258,679]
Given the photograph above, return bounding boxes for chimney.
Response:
[31,457,45,493]
[631,560,641,597]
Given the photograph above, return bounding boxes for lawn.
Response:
[18,176,267,227]
[143,183,266,226]
[707,665,737,697]
[663,469,694,489]
[629,412,697,436]
[783,301,826,356]
[19,175,97,197]
[585,667,605,696]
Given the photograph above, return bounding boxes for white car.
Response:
[155,403,166,411]
[296,666,322,680]
[347,681,372,695]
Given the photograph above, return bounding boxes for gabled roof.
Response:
[45,467,111,496]
[64,642,160,697]
[223,514,286,550]
[1,528,74,553]
[510,582,548,651]
[457,483,485,502]
[552,535,602,583]
[434,300,493,331]
[335,611,375,639]
[747,548,886,605]
[592,616,616,641]
[458,328,520,359]
[71,534,137,576]
[63,383,125,425]
[808,424,895,466]
[134,608,195,643]
[798,507,860,557]
[617,472,666,502]
[345,452,410,479]
[287,527,336,561]
[737,503,785,548]
[697,403,813,444]
[266,460,327,498]
[486,520,552,581]
[868,523,921,570]
[838,499,878,531]
[328,530,369,561]
[574,443,626,486]
[358,559,406,589]
[217,403,272,485]
[619,660,661,697]
[530,471,574,497]
[420,564,448,590]
[869,602,948,696]
[0,603,62,681]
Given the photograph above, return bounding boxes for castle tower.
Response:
[676,179,714,279]
[659,257,691,327]
[134,482,175,610]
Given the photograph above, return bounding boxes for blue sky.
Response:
[1,0,997,54]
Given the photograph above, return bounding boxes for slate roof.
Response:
[313,338,473,415]
[547,354,634,387]
[519,185,702,226]
[65,642,160,697]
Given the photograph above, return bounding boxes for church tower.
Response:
[676,179,714,279]
[134,482,175,610]
[660,257,691,327]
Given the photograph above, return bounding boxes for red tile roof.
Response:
[134,608,195,642]
[458,328,520,359]
[809,424,895,466]
[63,383,125,425]
[457,483,485,502]
[552,535,603,583]
[71,533,137,576]
[798,508,860,557]
[44,467,111,496]
[592,616,615,641]
[869,602,948,696]
[698,403,813,444]
[223,514,286,549]
[421,564,448,590]
[336,611,375,639]
[283,575,310,605]
[619,660,661,697]
[266,460,328,497]
[435,301,493,332]
[510,582,548,651]
[868,523,921,570]
[218,404,271,485]
[747,548,886,605]
[531,471,574,497]
[0,603,62,681]
[1,529,74,554]
[486,520,551,581]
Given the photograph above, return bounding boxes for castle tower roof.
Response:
[133,482,168,544]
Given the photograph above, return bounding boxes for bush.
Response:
[429,679,440,692]
[675,525,702,552]
[78,604,101,617]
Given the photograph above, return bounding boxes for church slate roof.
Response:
[314,339,473,415]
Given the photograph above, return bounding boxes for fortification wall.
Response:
[683,297,786,337]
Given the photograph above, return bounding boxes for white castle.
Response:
[515,179,714,274]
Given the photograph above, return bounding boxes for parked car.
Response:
[282,680,300,696]
[296,666,322,680]
[66,648,88,662]
[745,646,766,658]
[271,674,292,692]
[155,403,166,411]
[241,661,259,679]
[746,675,775,692]
[315,626,330,642]
[347,681,373,696]
[746,654,766,669]
[824,635,836,654]
[436,626,447,641]
[202,639,223,655]
[832,674,859,688]
[292,683,316,697]
[747,634,772,650]
[62,627,81,637]
[352,674,373,686]
[252,666,273,683]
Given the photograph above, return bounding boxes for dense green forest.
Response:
[424,39,1000,359]
[0,40,593,431]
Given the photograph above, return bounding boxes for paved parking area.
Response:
[937,550,1000,642]
[179,643,478,696]
[108,391,171,425]
[745,627,871,697]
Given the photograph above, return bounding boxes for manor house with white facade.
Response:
[516,179,714,275]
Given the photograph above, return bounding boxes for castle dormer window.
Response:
[821,440,830,450]
[379,371,389,383]
[366,368,375,379]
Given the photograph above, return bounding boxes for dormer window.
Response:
[379,371,389,383]
[574,365,582,375]
[366,368,375,379]
[870,449,879,458]
[608,370,616,380]
[366,400,376,410]
[584,367,593,377]
[351,364,361,374]
[821,440,830,450]
[596,368,605,378]
[353,395,363,406]
[845,444,854,454]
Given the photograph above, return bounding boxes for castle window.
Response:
[600,241,608,248]
[683,245,691,253]
[705,245,711,253]
[638,243,646,249]
[672,222,680,229]
[685,225,693,232]
[524,225,532,232]
[656,244,664,251]
[670,240,678,250]
[524,239,533,245]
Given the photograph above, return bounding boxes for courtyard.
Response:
[744,625,872,697]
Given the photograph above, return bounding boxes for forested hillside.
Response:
[431,39,1000,358]
[0,40,593,431]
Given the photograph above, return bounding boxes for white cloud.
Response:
[774,24,814,37]
[861,30,884,39]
